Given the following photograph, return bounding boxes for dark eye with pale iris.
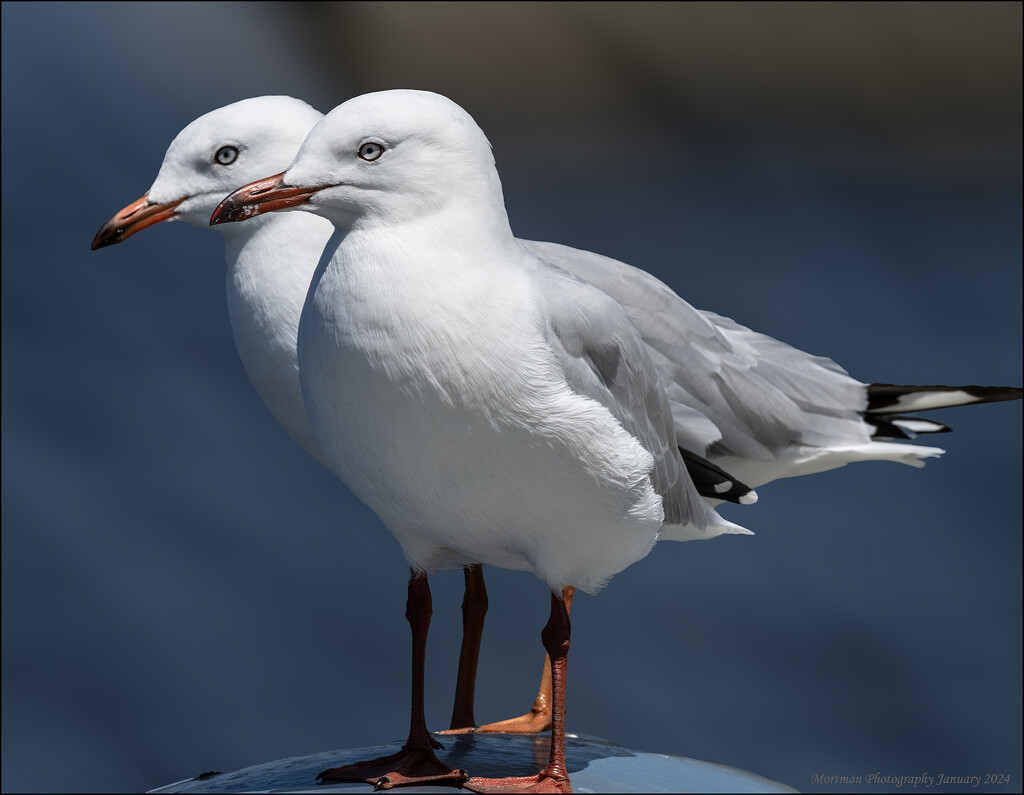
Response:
[358,142,384,162]
[215,145,239,165]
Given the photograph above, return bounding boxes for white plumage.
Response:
[95,96,965,557]
[102,90,1020,791]
[94,96,334,464]
[279,89,722,591]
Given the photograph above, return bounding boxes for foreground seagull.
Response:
[212,88,730,792]
[211,89,1020,792]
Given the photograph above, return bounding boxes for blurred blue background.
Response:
[2,2,1020,792]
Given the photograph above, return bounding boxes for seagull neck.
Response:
[218,212,274,256]
[343,192,517,250]
[220,212,322,264]
[220,210,333,466]
[222,212,331,331]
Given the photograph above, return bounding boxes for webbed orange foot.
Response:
[464,771,572,793]
[473,707,552,734]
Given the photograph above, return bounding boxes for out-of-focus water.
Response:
[2,4,1020,793]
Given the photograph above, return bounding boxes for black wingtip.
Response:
[680,448,757,505]
[868,414,954,440]
[867,383,1023,414]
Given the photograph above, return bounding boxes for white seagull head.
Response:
[93,95,322,248]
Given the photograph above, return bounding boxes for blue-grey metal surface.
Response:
[150,733,798,794]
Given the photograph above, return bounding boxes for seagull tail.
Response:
[659,514,754,543]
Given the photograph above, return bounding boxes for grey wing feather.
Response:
[528,254,708,529]
[523,240,871,464]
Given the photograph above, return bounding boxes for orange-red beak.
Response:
[209,172,324,226]
[91,194,185,250]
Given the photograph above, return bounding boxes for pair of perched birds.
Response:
[93,91,1020,793]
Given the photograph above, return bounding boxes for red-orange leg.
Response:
[463,589,573,793]
[471,586,575,734]
[442,564,489,732]
[317,571,469,789]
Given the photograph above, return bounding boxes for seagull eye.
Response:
[214,146,239,166]
[358,142,384,162]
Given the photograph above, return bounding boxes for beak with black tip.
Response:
[91,194,185,250]
[209,172,324,226]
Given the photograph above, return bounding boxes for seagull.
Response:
[91,96,333,465]
[210,89,1021,792]
[94,97,1021,780]
[210,87,732,792]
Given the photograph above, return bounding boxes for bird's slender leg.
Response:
[440,564,489,732]
[464,590,574,793]
[470,585,575,734]
[317,570,469,790]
